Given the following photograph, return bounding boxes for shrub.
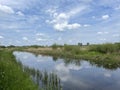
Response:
[89,43,119,53]
[51,43,58,49]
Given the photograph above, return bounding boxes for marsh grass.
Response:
[0,50,38,90]
[89,43,120,54]
[22,66,62,90]
[17,43,120,69]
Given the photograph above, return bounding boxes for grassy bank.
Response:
[18,43,120,69]
[0,49,38,90]
[1,43,120,70]
[21,43,120,60]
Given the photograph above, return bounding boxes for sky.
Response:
[0,0,120,46]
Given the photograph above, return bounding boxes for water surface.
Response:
[13,51,120,90]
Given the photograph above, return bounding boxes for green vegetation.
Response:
[0,49,38,90]
[0,42,120,89]
[89,43,120,54]
[0,48,62,90]
[35,43,120,60]
[23,66,62,90]
[19,43,120,69]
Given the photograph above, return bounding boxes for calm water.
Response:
[13,51,120,90]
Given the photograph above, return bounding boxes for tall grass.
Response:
[0,49,63,90]
[28,43,120,69]
[22,66,62,90]
[89,43,120,54]
[0,50,38,90]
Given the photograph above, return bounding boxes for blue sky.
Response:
[0,0,120,46]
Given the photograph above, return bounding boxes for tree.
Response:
[87,42,90,46]
[51,43,58,49]
[78,43,82,46]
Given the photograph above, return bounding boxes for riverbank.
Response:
[0,49,62,90]
[18,43,120,69]
[20,43,120,60]
[0,49,38,90]
[1,43,120,70]
[0,43,120,89]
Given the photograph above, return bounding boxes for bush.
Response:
[51,43,60,49]
[64,45,81,54]
[64,44,72,51]
[0,46,6,48]
[89,43,119,53]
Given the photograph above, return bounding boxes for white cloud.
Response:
[100,38,106,41]
[46,6,86,31]
[104,32,109,34]
[35,33,48,41]
[102,15,109,20]
[97,32,103,34]
[16,11,24,16]
[68,6,86,17]
[97,31,109,35]
[0,35,4,39]
[0,0,38,10]
[36,33,45,36]
[36,38,47,41]
[55,63,82,81]
[46,7,57,16]
[22,37,28,41]
[68,64,82,70]
[0,4,14,14]
[92,16,96,19]
[83,24,91,27]
[104,73,111,78]
[53,22,81,31]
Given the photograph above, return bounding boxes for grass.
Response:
[0,48,62,90]
[0,49,38,90]
[15,43,120,69]
[23,66,62,90]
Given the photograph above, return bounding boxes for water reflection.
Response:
[13,51,120,90]
[17,59,62,90]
